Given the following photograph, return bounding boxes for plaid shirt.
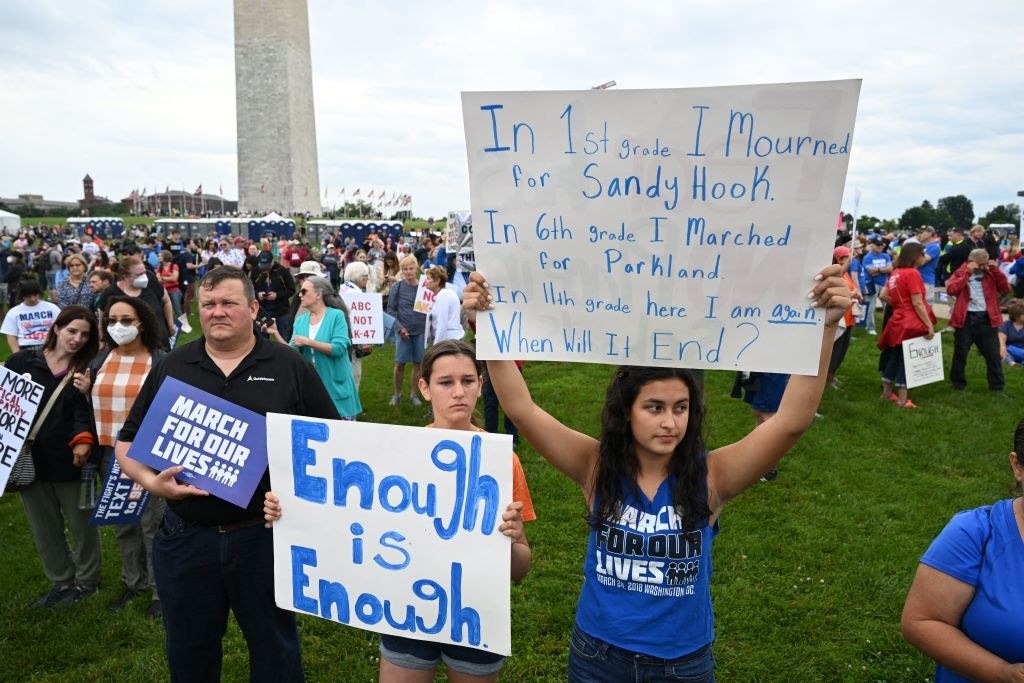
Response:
[92,351,153,446]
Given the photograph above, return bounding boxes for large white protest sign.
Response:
[902,334,944,389]
[0,366,43,494]
[462,80,861,374]
[339,291,385,344]
[267,414,514,655]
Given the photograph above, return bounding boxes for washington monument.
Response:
[234,0,321,215]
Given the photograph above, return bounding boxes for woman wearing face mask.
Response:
[88,296,168,618]
[95,255,174,349]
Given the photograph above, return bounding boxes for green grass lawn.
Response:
[0,315,1018,681]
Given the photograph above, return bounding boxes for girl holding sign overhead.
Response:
[264,339,534,682]
[461,266,850,682]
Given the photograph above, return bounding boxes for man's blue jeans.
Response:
[153,508,304,682]
[863,289,879,332]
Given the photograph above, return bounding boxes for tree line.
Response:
[843,194,1021,235]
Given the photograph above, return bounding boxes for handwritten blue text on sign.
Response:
[462,80,861,374]
[267,415,513,655]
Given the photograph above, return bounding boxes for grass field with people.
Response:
[0,317,1018,681]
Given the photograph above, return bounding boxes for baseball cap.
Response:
[257,251,274,269]
[832,246,851,260]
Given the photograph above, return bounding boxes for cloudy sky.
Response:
[1,1,1021,222]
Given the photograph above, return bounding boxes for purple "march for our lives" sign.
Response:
[126,376,267,508]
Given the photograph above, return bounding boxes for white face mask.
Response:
[132,274,149,289]
[107,323,139,346]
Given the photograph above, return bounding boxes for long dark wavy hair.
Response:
[42,305,99,376]
[591,366,709,532]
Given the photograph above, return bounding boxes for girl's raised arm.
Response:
[707,265,850,509]
[465,273,599,493]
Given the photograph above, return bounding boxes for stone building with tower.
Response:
[234,0,321,216]
[78,174,114,215]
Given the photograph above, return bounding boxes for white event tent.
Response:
[0,208,21,234]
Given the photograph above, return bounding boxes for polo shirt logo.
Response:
[246,375,275,382]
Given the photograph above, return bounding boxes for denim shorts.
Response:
[395,334,425,363]
[379,634,505,676]
[568,625,715,683]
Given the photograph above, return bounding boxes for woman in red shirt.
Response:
[157,250,182,321]
[878,242,936,408]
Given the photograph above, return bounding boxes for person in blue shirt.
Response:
[901,418,1024,682]
[861,239,892,335]
[915,227,942,303]
[999,300,1024,365]
[1008,256,1024,299]
[846,238,867,324]
[463,265,851,682]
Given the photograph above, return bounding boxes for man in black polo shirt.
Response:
[116,267,339,682]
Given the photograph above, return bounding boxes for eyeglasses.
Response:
[298,289,312,296]
[109,317,138,326]
[68,263,85,268]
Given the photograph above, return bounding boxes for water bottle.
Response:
[78,463,99,511]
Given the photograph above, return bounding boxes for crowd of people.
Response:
[831,223,1021,408]
[1,222,487,678]
[3,218,1023,681]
